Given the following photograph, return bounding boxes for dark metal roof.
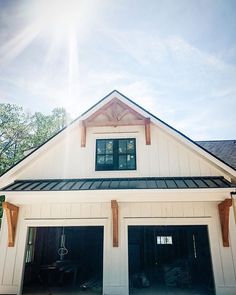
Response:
[197,140,236,170]
[1,177,234,192]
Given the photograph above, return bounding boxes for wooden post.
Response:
[2,202,19,247]
[80,121,86,147]
[218,198,232,247]
[145,118,151,145]
[111,200,119,247]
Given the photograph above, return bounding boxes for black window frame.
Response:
[95,138,137,171]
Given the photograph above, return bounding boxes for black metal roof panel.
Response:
[1,177,234,192]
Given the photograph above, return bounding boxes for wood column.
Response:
[111,200,119,247]
[218,198,232,247]
[2,202,19,247]
[145,118,151,145]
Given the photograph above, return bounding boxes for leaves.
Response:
[0,104,70,175]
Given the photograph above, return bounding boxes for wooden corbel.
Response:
[2,202,19,247]
[145,118,151,145]
[111,200,119,247]
[80,120,86,147]
[218,198,232,247]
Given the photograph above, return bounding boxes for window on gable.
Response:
[96,138,136,171]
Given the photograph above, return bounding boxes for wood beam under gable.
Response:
[80,120,86,147]
[82,98,152,145]
[218,198,232,247]
[111,200,119,247]
[145,118,151,145]
[2,202,19,247]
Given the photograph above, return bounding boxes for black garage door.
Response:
[128,225,215,295]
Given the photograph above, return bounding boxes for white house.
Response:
[0,90,236,295]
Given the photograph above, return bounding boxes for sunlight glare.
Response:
[30,0,90,36]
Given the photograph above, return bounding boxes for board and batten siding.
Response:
[15,124,230,181]
[0,199,236,295]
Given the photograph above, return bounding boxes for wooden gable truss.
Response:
[80,98,151,147]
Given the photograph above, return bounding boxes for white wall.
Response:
[15,124,230,181]
[0,196,236,295]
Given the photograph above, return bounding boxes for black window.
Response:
[96,138,136,171]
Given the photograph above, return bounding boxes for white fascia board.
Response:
[2,187,234,205]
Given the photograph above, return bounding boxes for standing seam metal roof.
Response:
[1,177,234,191]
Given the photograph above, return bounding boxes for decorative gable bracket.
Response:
[2,202,19,247]
[80,98,151,147]
[218,198,232,247]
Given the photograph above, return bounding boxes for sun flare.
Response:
[29,0,90,37]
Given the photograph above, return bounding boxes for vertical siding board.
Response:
[172,203,184,217]
[183,203,194,217]
[208,217,225,286]
[101,203,109,217]
[50,204,61,218]
[229,210,236,283]
[211,203,236,286]
[90,203,101,217]
[0,217,8,285]
[129,203,141,217]
[149,126,160,176]
[168,139,180,176]
[3,249,16,285]
[30,205,41,218]
[150,203,162,217]
[70,203,81,218]
[199,159,212,176]
[80,203,91,218]
[15,123,229,180]
[189,153,201,176]
[158,131,170,176]
[140,203,152,217]
[178,146,190,176]
[193,202,205,216]
[40,204,51,218]
[161,203,173,217]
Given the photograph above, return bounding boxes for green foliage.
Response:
[0,104,70,175]
[0,195,5,227]
[0,105,70,227]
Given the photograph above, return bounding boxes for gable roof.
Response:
[0,90,236,180]
[197,140,236,170]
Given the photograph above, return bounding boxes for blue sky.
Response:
[0,0,236,140]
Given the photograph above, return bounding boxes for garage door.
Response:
[128,225,215,295]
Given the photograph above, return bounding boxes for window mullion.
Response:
[114,140,118,170]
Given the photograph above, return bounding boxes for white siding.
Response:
[0,199,236,295]
[16,124,229,181]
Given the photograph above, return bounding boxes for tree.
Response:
[0,104,70,175]
[0,104,32,175]
[0,104,70,226]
